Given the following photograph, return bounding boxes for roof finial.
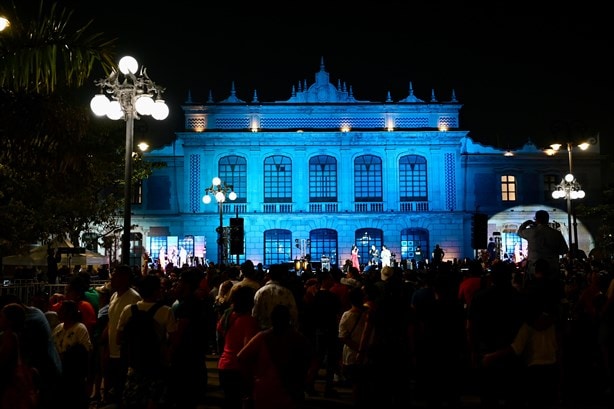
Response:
[386,91,392,102]
[252,90,259,103]
[320,56,325,71]
[185,89,193,104]
[430,88,437,102]
[450,89,457,102]
[207,90,214,103]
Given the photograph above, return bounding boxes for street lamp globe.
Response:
[107,101,123,120]
[564,173,574,183]
[152,100,170,120]
[135,95,155,115]
[90,94,110,116]
[118,56,138,75]
[0,17,9,32]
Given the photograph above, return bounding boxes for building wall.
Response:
[130,60,604,268]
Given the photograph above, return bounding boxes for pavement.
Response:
[94,354,612,409]
[199,355,611,409]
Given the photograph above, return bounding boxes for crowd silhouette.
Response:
[2,249,614,409]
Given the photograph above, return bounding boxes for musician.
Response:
[369,244,380,266]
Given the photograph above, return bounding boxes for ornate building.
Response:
[129,58,603,269]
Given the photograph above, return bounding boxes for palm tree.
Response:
[0,0,124,255]
[0,0,116,94]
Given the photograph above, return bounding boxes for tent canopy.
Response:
[2,237,108,267]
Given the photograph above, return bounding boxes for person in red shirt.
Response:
[217,285,260,409]
[50,275,97,335]
[458,261,485,311]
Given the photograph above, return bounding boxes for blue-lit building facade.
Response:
[129,59,604,269]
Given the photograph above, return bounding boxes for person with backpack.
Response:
[117,274,177,409]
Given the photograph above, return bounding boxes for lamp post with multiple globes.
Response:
[548,141,589,258]
[202,177,237,266]
[90,56,168,265]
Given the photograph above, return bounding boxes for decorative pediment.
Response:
[284,57,360,103]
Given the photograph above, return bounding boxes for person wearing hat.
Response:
[518,209,569,278]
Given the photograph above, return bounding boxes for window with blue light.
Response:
[219,155,247,203]
[309,155,337,202]
[264,229,291,265]
[354,155,382,202]
[310,228,338,266]
[264,156,292,203]
[399,155,427,201]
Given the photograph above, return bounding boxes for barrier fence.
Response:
[0,279,110,304]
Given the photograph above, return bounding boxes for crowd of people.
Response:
[2,211,614,409]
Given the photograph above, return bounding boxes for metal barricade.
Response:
[0,280,67,304]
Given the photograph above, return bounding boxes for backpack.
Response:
[121,302,165,372]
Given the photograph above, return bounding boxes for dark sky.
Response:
[57,1,612,153]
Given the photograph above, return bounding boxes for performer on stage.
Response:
[380,244,392,268]
[369,244,380,266]
[351,244,360,269]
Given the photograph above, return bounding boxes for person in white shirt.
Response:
[380,245,392,268]
[106,265,141,405]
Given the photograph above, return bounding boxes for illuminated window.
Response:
[309,155,337,202]
[355,228,382,262]
[219,155,247,203]
[401,228,429,262]
[399,155,427,201]
[310,229,338,266]
[354,155,382,202]
[264,155,292,203]
[264,229,291,265]
[501,175,516,201]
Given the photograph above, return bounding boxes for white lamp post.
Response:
[90,56,168,265]
[549,141,589,258]
[202,177,237,266]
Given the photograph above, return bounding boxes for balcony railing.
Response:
[400,201,429,212]
[263,204,293,213]
[309,202,339,213]
[354,202,384,212]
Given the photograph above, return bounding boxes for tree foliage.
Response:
[0,0,116,94]
[0,1,162,257]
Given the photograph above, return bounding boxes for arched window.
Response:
[354,228,383,264]
[310,228,338,266]
[400,228,429,262]
[264,229,292,265]
[399,155,427,201]
[219,155,247,203]
[354,155,382,202]
[309,155,337,202]
[264,155,292,203]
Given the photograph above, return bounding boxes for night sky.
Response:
[53,2,612,153]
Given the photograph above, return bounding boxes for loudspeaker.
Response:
[230,217,244,254]
[472,213,488,249]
